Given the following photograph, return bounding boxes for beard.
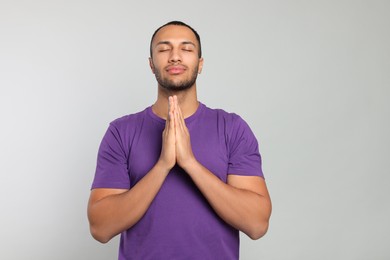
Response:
[153,64,199,92]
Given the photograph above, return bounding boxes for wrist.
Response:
[180,157,198,173]
[155,159,174,174]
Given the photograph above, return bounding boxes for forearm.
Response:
[88,161,170,243]
[183,160,271,240]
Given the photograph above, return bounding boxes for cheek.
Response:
[152,58,167,71]
[151,60,162,72]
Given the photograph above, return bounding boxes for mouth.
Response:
[166,65,186,75]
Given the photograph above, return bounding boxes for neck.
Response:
[152,85,199,120]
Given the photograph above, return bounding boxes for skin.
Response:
[88,25,272,243]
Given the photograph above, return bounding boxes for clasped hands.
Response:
[158,96,196,171]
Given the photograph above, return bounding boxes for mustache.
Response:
[165,64,187,71]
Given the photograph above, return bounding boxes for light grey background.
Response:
[1,0,389,259]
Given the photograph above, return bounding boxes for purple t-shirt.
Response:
[92,102,263,260]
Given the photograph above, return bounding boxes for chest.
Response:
[127,120,229,186]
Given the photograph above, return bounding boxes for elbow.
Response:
[247,220,269,240]
[90,225,112,244]
[248,196,272,240]
[88,210,115,244]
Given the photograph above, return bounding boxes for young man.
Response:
[88,21,272,259]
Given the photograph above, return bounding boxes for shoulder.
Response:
[109,107,149,132]
[200,104,256,148]
[202,103,240,120]
[99,107,150,149]
[202,103,247,129]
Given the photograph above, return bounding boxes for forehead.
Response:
[152,25,198,46]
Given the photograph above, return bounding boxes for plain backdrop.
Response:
[1,0,389,259]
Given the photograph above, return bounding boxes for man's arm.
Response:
[88,98,176,243]
[172,97,271,239]
[182,162,271,240]
[88,161,171,243]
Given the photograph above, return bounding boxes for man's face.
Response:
[149,25,204,92]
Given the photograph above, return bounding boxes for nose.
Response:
[169,48,181,63]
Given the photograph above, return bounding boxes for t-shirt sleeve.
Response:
[227,115,264,178]
[91,122,130,189]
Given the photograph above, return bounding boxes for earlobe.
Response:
[198,57,204,74]
[149,57,155,74]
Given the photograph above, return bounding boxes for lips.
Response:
[166,65,186,75]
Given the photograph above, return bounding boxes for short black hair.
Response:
[150,21,202,58]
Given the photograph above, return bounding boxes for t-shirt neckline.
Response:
[147,102,205,125]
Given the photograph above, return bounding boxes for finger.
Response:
[168,96,173,119]
[177,102,184,122]
[169,110,175,132]
[168,96,175,132]
[165,96,169,119]
[173,95,178,114]
[175,100,187,132]
[173,96,182,131]
[172,96,180,121]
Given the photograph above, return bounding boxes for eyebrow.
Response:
[155,41,196,47]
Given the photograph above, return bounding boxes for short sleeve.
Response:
[91,122,130,189]
[227,115,264,178]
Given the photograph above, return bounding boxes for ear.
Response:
[149,57,155,74]
[198,57,204,74]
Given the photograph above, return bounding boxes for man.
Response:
[88,21,272,259]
